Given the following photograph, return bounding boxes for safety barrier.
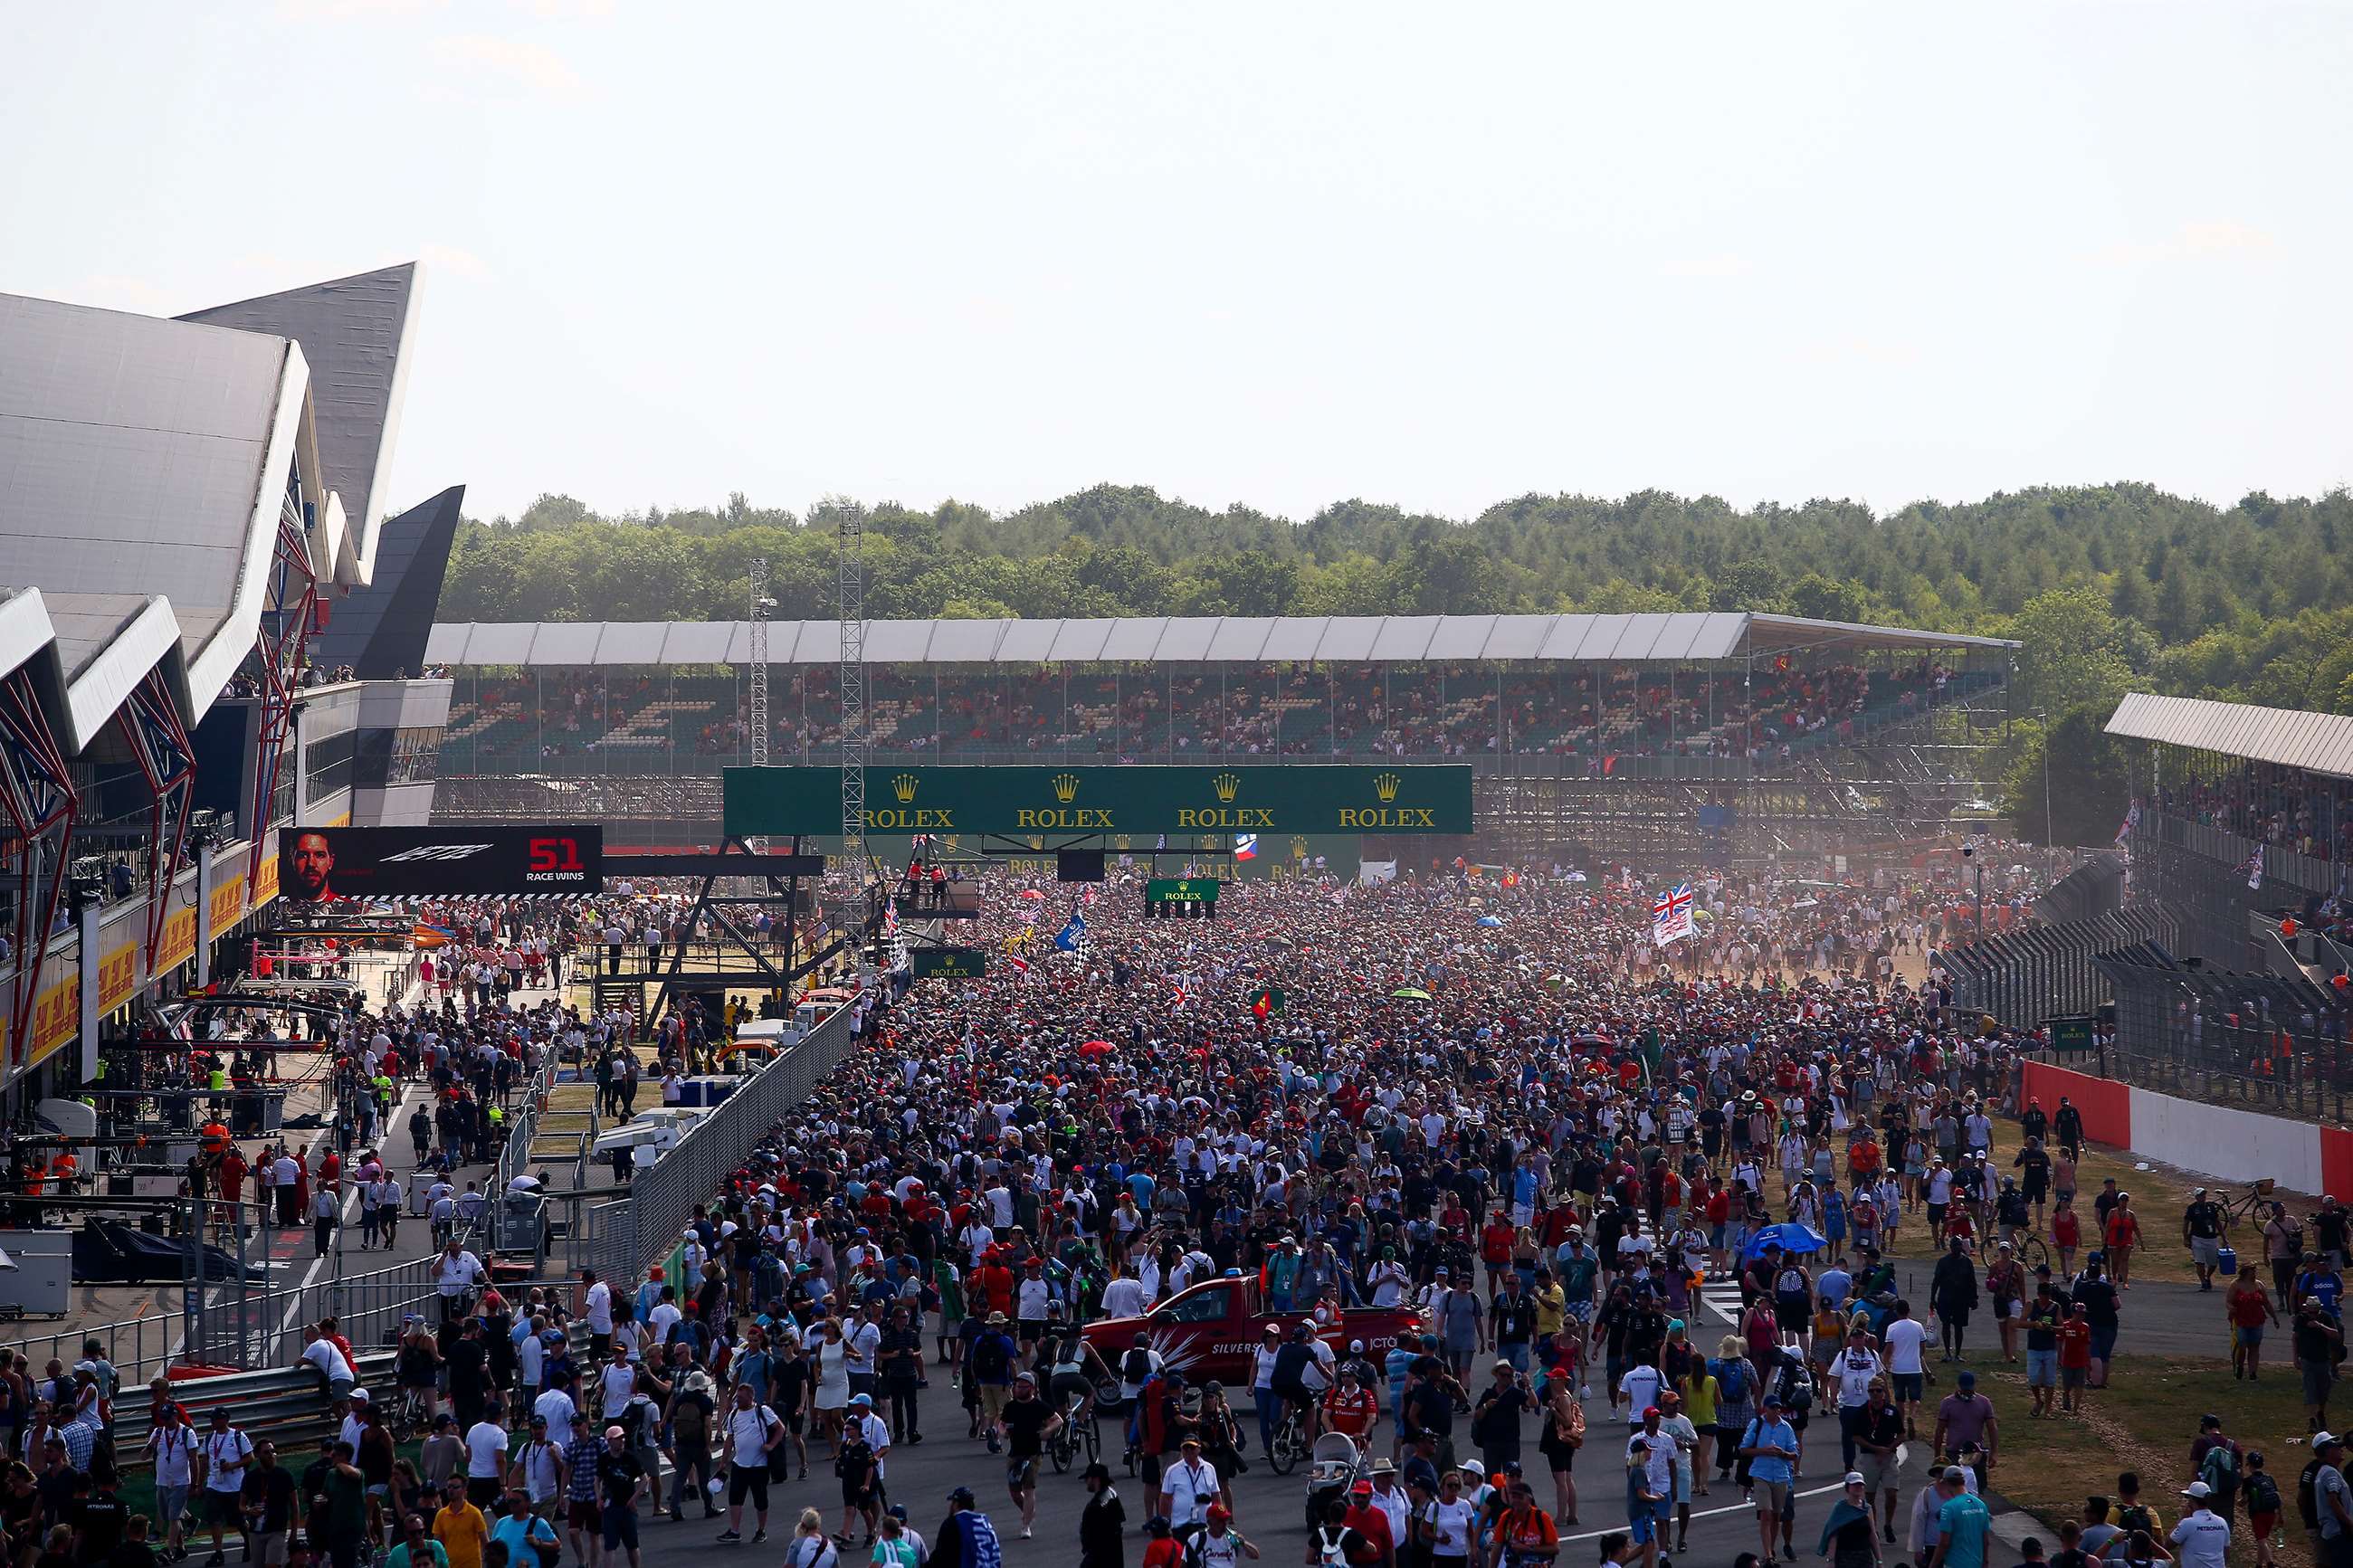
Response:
[2021,1057,2353,1196]
[578,998,862,1283]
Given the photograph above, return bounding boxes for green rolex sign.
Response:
[723,765,1474,839]
[910,947,987,981]
[1144,878,1224,903]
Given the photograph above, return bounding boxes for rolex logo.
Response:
[1213,772,1241,803]
[892,774,919,803]
[1374,772,1401,802]
[1053,773,1080,803]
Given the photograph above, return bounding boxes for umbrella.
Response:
[1742,1221,1828,1261]
[1476,916,1504,927]
[1078,1041,1114,1058]
[1263,935,1294,949]
[1017,889,1045,900]
[1390,987,1433,1001]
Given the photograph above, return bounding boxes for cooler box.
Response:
[2217,1245,2238,1276]
[680,1077,739,1108]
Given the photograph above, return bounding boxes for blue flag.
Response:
[1054,912,1087,952]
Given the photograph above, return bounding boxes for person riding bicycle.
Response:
[1271,1324,1329,1446]
[1048,1325,1110,1432]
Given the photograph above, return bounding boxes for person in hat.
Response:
[663,1368,719,1524]
[1078,1460,1124,1568]
[1739,1392,1799,1565]
[1927,1463,1989,1568]
[1157,1434,1225,1542]
[1816,1471,1879,1568]
[929,1486,1001,1568]
[2170,1481,2231,1568]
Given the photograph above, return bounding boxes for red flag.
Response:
[1252,992,1272,1020]
[1008,955,1030,975]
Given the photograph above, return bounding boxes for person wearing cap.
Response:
[1933,1370,1996,1489]
[1739,1392,1799,1566]
[929,1485,1002,1568]
[1191,1503,1257,1565]
[510,1413,567,1522]
[1624,1407,1674,1568]
[1312,1494,1379,1568]
[1817,1470,1880,1568]
[2310,1431,2352,1559]
[1157,1434,1226,1542]
[2170,1481,2231,1568]
[1923,1464,1989,1568]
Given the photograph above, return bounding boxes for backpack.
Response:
[971,1334,1011,1382]
[1715,1358,1748,1403]
[2202,1443,2242,1490]
[1776,1363,1814,1414]
[1311,1525,1356,1568]
[2245,1470,2281,1518]
[2298,1459,2323,1530]
[672,1396,710,1445]
[1123,1346,1155,1384]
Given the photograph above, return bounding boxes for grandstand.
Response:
[424,612,2015,863]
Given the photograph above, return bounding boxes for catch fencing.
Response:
[1939,906,2176,1029]
[579,999,862,1284]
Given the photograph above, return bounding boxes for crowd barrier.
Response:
[1939,907,2176,1029]
[579,998,863,1283]
[2021,1058,2353,1196]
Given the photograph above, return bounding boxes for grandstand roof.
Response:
[0,267,425,755]
[2107,691,2353,781]
[424,611,2013,668]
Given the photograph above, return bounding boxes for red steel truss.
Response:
[0,670,78,1069]
[117,669,195,969]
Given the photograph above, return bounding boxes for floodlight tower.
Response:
[745,556,773,852]
[838,511,871,938]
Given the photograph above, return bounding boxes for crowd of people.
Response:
[28,853,2348,1568]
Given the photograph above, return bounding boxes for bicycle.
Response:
[2223,1180,2277,1226]
[1047,1394,1100,1474]
[1263,1397,1310,1476]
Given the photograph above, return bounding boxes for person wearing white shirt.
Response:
[463,1412,510,1509]
[580,1271,615,1355]
[531,1383,578,1433]
[1157,1439,1224,1530]
[2169,1484,2231,1568]
[1881,1306,1929,1434]
[600,1353,638,1420]
[718,1387,783,1542]
[301,1328,355,1397]
[646,1293,683,1349]
[433,1244,485,1321]
[1830,1330,1886,1469]
[146,1406,197,1560]
[1100,1271,1145,1320]
[1617,1363,1664,1423]
[849,1395,891,1478]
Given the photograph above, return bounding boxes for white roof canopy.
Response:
[425,612,2013,669]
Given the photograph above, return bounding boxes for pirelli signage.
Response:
[723,765,1472,838]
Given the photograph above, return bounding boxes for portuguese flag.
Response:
[1249,986,1286,1018]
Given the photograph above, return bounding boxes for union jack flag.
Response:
[1652,882,1697,946]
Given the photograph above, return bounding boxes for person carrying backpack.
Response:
[2242,1449,2282,1567]
[2193,1414,2243,1520]
[1711,1340,1755,1487]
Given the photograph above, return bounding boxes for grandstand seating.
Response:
[438,658,1999,778]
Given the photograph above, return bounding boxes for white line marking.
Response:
[1559,1447,1911,1544]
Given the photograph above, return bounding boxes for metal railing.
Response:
[579,999,862,1283]
[4,1045,568,1386]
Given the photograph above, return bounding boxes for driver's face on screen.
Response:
[291,833,334,898]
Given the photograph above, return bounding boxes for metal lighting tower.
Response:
[745,556,772,853]
[838,511,870,936]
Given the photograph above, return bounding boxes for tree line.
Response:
[436,482,2353,842]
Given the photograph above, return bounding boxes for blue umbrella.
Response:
[1742,1221,1828,1261]
[1476,915,1504,927]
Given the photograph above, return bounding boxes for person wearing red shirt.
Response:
[2056,1304,2094,1413]
[1321,1369,1380,1442]
[2052,1202,2082,1276]
[2104,1197,2142,1288]
[1481,1213,1519,1293]
[1340,1481,1396,1568]
[2227,1269,2281,1380]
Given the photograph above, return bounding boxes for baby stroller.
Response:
[1304,1432,1366,1532]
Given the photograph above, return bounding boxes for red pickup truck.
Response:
[1081,1273,1424,1391]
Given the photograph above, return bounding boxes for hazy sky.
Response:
[5,3,2348,527]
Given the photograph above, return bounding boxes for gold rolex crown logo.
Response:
[1053,773,1080,803]
[1212,772,1241,803]
[1374,772,1401,802]
[891,774,919,803]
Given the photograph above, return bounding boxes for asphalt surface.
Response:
[597,1368,1952,1568]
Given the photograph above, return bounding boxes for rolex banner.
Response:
[723,765,1473,839]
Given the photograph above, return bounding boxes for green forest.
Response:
[435,482,2353,844]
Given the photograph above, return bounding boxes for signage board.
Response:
[2047,1015,2097,1053]
[279,826,605,901]
[1144,878,1224,903]
[910,947,987,981]
[724,765,1474,839]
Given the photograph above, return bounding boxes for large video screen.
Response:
[278,826,604,902]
